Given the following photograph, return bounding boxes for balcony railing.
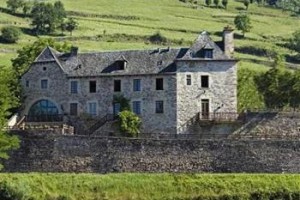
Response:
[199,112,243,122]
[25,114,64,122]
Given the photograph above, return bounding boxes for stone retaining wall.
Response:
[4,132,300,173]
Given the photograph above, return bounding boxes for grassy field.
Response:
[0,0,299,71]
[0,173,300,200]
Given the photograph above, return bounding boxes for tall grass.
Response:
[0,173,300,200]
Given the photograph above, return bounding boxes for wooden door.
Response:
[201,99,209,119]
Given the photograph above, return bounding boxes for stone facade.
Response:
[20,27,237,134]
[4,132,300,173]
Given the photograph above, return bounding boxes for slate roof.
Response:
[180,32,230,60]
[33,31,234,77]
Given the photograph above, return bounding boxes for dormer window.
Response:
[116,55,128,70]
[116,60,127,70]
[204,49,213,58]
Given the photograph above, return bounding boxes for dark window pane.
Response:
[114,80,121,92]
[204,50,213,58]
[156,78,163,90]
[89,81,96,93]
[186,75,192,85]
[155,101,164,113]
[41,79,48,89]
[201,75,209,88]
[70,103,78,116]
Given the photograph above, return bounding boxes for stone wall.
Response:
[176,60,237,134]
[22,60,178,134]
[4,132,300,173]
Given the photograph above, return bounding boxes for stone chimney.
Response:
[222,26,234,58]
[70,46,78,56]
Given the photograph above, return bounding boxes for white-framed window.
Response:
[132,101,141,115]
[70,80,78,94]
[41,79,48,89]
[133,79,141,91]
[88,102,97,116]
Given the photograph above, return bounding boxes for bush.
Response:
[149,32,168,44]
[0,181,29,200]
[118,110,141,137]
[1,26,21,43]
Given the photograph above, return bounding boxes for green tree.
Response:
[65,18,78,36]
[205,0,212,6]
[54,1,66,28]
[234,13,252,37]
[222,0,228,9]
[12,38,70,77]
[0,65,20,170]
[213,0,220,7]
[244,0,250,9]
[1,26,21,43]
[31,2,56,34]
[6,0,24,13]
[118,110,141,137]
[289,30,300,53]
[22,2,31,15]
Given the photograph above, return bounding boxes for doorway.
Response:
[201,99,209,120]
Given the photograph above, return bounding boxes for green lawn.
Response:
[0,173,300,200]
[0,0,299,70]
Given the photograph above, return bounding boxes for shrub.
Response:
[118,110,141,137]
[149,32,168,44]
[0,181,29,200]
[1,26,21,43]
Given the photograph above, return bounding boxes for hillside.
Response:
[0,0,299,70]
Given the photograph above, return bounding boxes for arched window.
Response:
[28,100,60,122]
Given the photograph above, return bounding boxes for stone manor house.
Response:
[19,27,238,134]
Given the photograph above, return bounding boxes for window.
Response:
[89,81,96,93]
[133,79,141,91]
[132,101,141,115]
[155,101,164,113]
[114,80,121,92]
[186,75,192,86]
[201,75,209,88]
[26,80,30,87]
[156,78,164,90]
[113,103,121,116]
[41,79,48,89]
[116,61,126,70]
[70,81,78,94]
[88,102,97,116]
[70,103,78,116]
[204,50,213,58]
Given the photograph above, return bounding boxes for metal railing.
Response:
[88,114,115,135]
[25,114,64,122]
[198,112,243,122]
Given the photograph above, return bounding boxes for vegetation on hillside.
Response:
[0,65,19,170]
[0,173,300,199]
